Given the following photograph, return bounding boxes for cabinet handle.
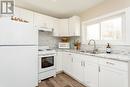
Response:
[106,62,115,65]
[71,58,73,62]
[98,66,100,72]
[84,61,85,67]
[40,26,47,28]
[81,61,83,66]
[81,61,85,67]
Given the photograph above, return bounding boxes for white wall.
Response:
[80,0,130,21]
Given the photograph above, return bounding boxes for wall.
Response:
[38,31,58,48]
[80,0,130,21]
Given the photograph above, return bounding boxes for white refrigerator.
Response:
[0,16,38,87]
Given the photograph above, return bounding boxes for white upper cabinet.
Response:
[34,13,54,31]
[69,16,80,36]
[34,13,44,27]
[53,16,80,37]
[53,18,60,36]
[33,13,80,37]
[59,19,69,36]
[53,18,69,36]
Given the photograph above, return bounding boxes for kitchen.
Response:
[0,0,130,87]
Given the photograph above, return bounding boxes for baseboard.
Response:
[56,70,64,74]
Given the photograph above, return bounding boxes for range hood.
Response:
[38,27,53,32]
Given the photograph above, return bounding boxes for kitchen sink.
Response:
[80,50,99,54]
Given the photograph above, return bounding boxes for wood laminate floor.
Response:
[38,73,86,87]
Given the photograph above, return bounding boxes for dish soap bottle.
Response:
[106,43,111,54]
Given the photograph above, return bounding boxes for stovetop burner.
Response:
[38,46,56,55]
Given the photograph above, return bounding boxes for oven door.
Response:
[39,54,56,73]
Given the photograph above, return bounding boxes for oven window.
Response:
[41,56,54,68]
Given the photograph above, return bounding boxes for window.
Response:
[87,23,100,40]
[83,13,125,42]
[101,17,122,40]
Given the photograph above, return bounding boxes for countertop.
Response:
[56,49,130,62]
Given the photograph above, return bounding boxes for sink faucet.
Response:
[88,39,97,54]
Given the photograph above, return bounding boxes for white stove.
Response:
[38,46,56,82]
[38,46,56,55]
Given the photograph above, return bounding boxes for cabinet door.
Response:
[34,13,44,27]
[69,16,80,36]
[59,19,69,36]
[62,52,73,75]
[99,66,128,87]
[46,16,54,29]
[84,62,99,87]
[72,54,84,82]
[53,18,60,36]
[34,13,47,28]
[56,52,63,72]
[69,17,75,36]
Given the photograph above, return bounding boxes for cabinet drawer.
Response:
[99,58,128,71]
[86,55,99,64]
[39,69,56,80]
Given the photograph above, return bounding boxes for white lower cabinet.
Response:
[62,52,73,75]
[99,59,128,87]
[99,66,128,87]
[56,52,63,72]
[56,52,129,87]
[84,56,99,87]
[72,54,84,82]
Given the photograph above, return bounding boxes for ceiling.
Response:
[15,0,105,18]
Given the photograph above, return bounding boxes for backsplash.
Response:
[38,32,130,54]
[38,31,58,48]
[69,37,130,54]
[69,36,81,48]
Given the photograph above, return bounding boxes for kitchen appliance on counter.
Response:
[58,42,70,49]
[38,46,56,82]
[58,37,70,49]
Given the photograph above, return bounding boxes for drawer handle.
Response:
[106,62,115,65]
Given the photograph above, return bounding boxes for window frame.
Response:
[81,10,126,45]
